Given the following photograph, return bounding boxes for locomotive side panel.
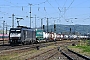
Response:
[21,29,36,44]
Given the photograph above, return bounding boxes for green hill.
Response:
[43,24,90,35]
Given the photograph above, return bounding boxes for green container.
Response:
[36,29,43,40]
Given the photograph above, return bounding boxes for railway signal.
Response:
[70,28,71,33]
[54,24,56,31]
[43,25,45,31]
[43,25,45,29]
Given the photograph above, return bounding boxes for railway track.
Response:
[0,40,71,51]
[0,40,80,60]
[61,47,90,60]
[0,41,53,51]
[0,41,58,55]
[27,47,68,60]
[0,40,77,55]
[0,42,57,60]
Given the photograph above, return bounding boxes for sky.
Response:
[0,0,90,28]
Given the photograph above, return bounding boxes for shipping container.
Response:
[36,29,45,42]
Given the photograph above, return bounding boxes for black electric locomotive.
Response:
[9,26,36,45]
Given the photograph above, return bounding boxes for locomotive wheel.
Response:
[22,42,25,45]
[10,42,15,46]
[29,41,32,44]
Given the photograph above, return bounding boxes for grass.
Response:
[75,45,90,52]
[0,52,19,60]
[68,40,90,56]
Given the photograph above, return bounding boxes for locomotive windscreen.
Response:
[10,29,21,37]
[10,29,21,33]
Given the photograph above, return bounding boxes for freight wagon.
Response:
[36,29,46,42]
[48,32,57,41]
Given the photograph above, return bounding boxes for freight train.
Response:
[9,26,65,45]
[10,26,89,45]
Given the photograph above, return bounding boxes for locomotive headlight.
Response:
[10,40,12,42]
[18,34,20,36]
[10,34,13,37]
[18,33,21,37]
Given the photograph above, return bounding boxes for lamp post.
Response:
[35,15,36,29]
[8,14,15,28]
[41,18,43,29]
[26,16,33,28]
[12,14,15,28]
[29,4,32,28]
[47,18,48,32]
[5,23,11,34]
[0,17,5,45]
[3,20,5,45]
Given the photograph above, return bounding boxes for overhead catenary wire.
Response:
[32,0,48,6]
[66,0,74,11]
[1,0,29,16]
[47,0,59,14]
[54,0,61,8]
[0,0,90,26]
[58,0,75,23]
[54,0,62,14]
[63,0,67,9]
[0,0,89,17]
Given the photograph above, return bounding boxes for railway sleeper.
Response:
[60,47,86,60]
[67,48,90,60]
[61,51,74,60]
